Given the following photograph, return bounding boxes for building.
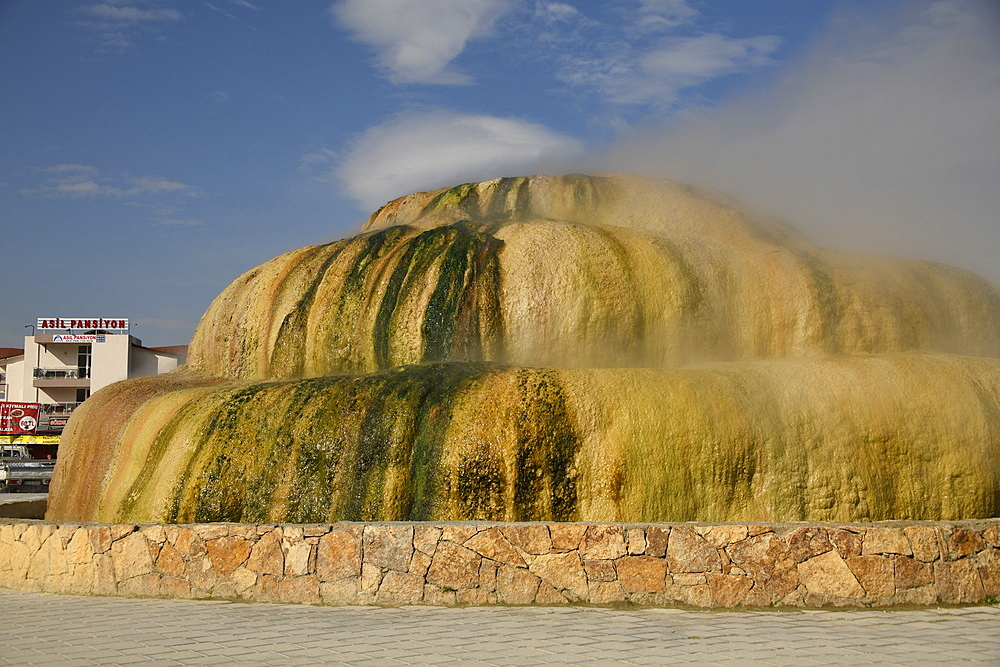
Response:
[1,318,187,457]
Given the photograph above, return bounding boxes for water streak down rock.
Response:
[47,174,1000,523]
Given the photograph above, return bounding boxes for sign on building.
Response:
[0,402,41,435]
[36,318,128,331]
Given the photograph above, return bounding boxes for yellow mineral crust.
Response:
[46,174,1000,523]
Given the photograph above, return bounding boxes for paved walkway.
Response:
[0,589,997,665]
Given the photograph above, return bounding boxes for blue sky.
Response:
[2,0,998,348]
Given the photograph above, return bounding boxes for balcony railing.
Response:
[33,367,90,380]
[41,402,83,414]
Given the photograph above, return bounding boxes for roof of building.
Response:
[149,345,189,361]
[0,348,24,360]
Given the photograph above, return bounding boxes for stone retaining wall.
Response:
[2,519,998,608]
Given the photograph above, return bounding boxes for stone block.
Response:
[118,573,160,597]
[303,525,330,538]
[797,551,864,599]
[159,575,192,599]
[588,581,626,604]
[230,566,257,595]
[626,528,646,554]
[695,525,748,549]
[89,526,113,554]
[423,584,457,606]
[785,527,832,563]
[193,524,230,541]
[934,559,985,603]
[673,583,712,607]
[320,578,360,605]
[413,525,441,555]
[316,527,361,581]
[205,536,251,577]
[548,523,586,551]
[111,531,155,581]
[667,526,720,573]
[363,525,413,572]
[903,525,940,562]
[945,528,985,560]
[479,560,498,592]
[501,525,552,555]
[583,558,616,582]
[93,553,117,596]
[465,527,525,567]
[110,524,138,541]
[247,530,284,577]
[283,541,312,578]
[863,527,912,556]
[376,571,425,605]
[277,575,320,605]
[155,542,188,578]
[456,588,492,605]
[361,562,382,593]
[283,524,305,542]
[727,533,797,599]
[529,551,588,601]
[67,528,94,566]
[440,524,480,544]
[188,554,217,592]
[409,549,432,578]
[535,582,568,604]
[741,585,772,607]
[645,526,669,557]
[893,555,932,589]
[828,529,862,558]
[706,573,753,607]
[173,528,207,558]
[983,525,1000,548]
[672,573,707,586]
[253,574,279,602]
[974,549,1000,596]
[141,525,166,544]
[495,565,541,605]
[616,556,666,593]
[891,584,936,606]
[580,525,626,560]
[426,540,481,590]
[846,555,894,598]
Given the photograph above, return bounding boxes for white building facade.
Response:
[0,318,185,455]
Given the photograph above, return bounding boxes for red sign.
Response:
[0,402,41,435]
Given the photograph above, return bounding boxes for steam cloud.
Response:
[606,0,1000,284]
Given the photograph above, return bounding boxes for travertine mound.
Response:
[47,174,1000,523]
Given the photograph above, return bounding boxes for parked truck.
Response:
[0,445,55,492]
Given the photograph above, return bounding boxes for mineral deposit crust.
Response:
[46,174,1000,524]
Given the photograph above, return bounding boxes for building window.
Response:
[76,388,90,403]
[77,345,92,379]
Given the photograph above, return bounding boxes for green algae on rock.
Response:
[46,174,1000,523]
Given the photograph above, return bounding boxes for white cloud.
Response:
[19,165,197,200]
[331,0,508,84]
[331,111,584,209]
[76,1,183,51]
[582,32,781,106]
[606,0,1000,284]
[533,2,778,109]
[80,3,182,24]
[635,0,699,31]
[155,218,205,227]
